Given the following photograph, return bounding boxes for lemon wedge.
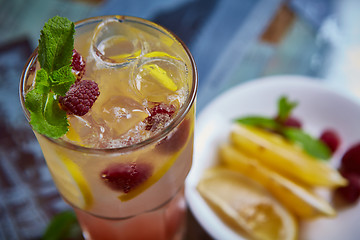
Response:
[220,143,336,218]
[110,49,141,61]
[142,64,178,91]
[231,124,346,187]
[143,51,181,60]
[47,152,93,210]
[197,167,298,240]
[65,124,82,143]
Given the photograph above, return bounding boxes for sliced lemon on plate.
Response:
[219,143,336,218]
[230,124,346,187]
[197,167,298,240]
[47,152,93,210]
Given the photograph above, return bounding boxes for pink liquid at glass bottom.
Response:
[74,188,186,240]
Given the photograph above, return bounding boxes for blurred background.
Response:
[1,0,360,239]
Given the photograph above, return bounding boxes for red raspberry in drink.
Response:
[71,49,86,80]
[101,162,153,193]
[144,103,176,131]
[157,118,190,154]
[59,80,100,116]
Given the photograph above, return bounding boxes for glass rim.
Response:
[19,15,198,154]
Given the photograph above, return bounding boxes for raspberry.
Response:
[144,103,176,131]
[59,80,100,116]
[335,169,360,204]
[283,116,302,128]
[101,162,153,193]
[71,49,86,80]
[274,115,302,128]
[319,129,341,153]
[341,142,360,174]
[157,118,190,154]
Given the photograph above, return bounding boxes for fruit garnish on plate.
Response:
[230,124,346,187]
[197,95,349,240]
[335,143,360,204]
[235,96,334,160]
[197,167,298,240]
[219,143,336,218]
[24,16,100,139]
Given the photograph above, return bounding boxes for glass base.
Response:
[74,188,187,240]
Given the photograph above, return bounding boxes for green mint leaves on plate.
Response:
[277,95,298,123]
[25,16,76,139]
[235,96,331,160]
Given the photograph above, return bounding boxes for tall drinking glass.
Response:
[20,15,197,240]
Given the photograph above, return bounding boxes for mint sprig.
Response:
[283,128,331,160]
[38,16,75,73]
[42,211,83,240]
[25,16,76,139]
[235,116,282,131]
[277,95,298,123]
[235,96,331,160]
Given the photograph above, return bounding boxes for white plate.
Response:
[185,75,360,240]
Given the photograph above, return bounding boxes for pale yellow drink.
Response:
[20,16,197,239]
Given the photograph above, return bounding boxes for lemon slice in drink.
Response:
[143,51,181,60]
[47,152,93,210]
[142,64,178,91]
[197,167,298,240]
[220,144,336,218]
[65,124,82,143]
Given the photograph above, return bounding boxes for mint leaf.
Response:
[25,89,46,113]
[38,16,75,73]
[277,96,297,122]
[283,128,331,160]
[34,69,50,93]
[235,96,332,161]
[235,116,281,130]
[44,92,68,125]
[29,109,68,139]
[50,66,76,96]
[42,211,83,240]
[28,91,68,139]
[25,16,76,139]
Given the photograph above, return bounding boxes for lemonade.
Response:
[20,16,197,239]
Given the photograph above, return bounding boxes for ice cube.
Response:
[65,114,108,148]
[91,17,143,68]
[91,95,148,137]
[130,56,188,104]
